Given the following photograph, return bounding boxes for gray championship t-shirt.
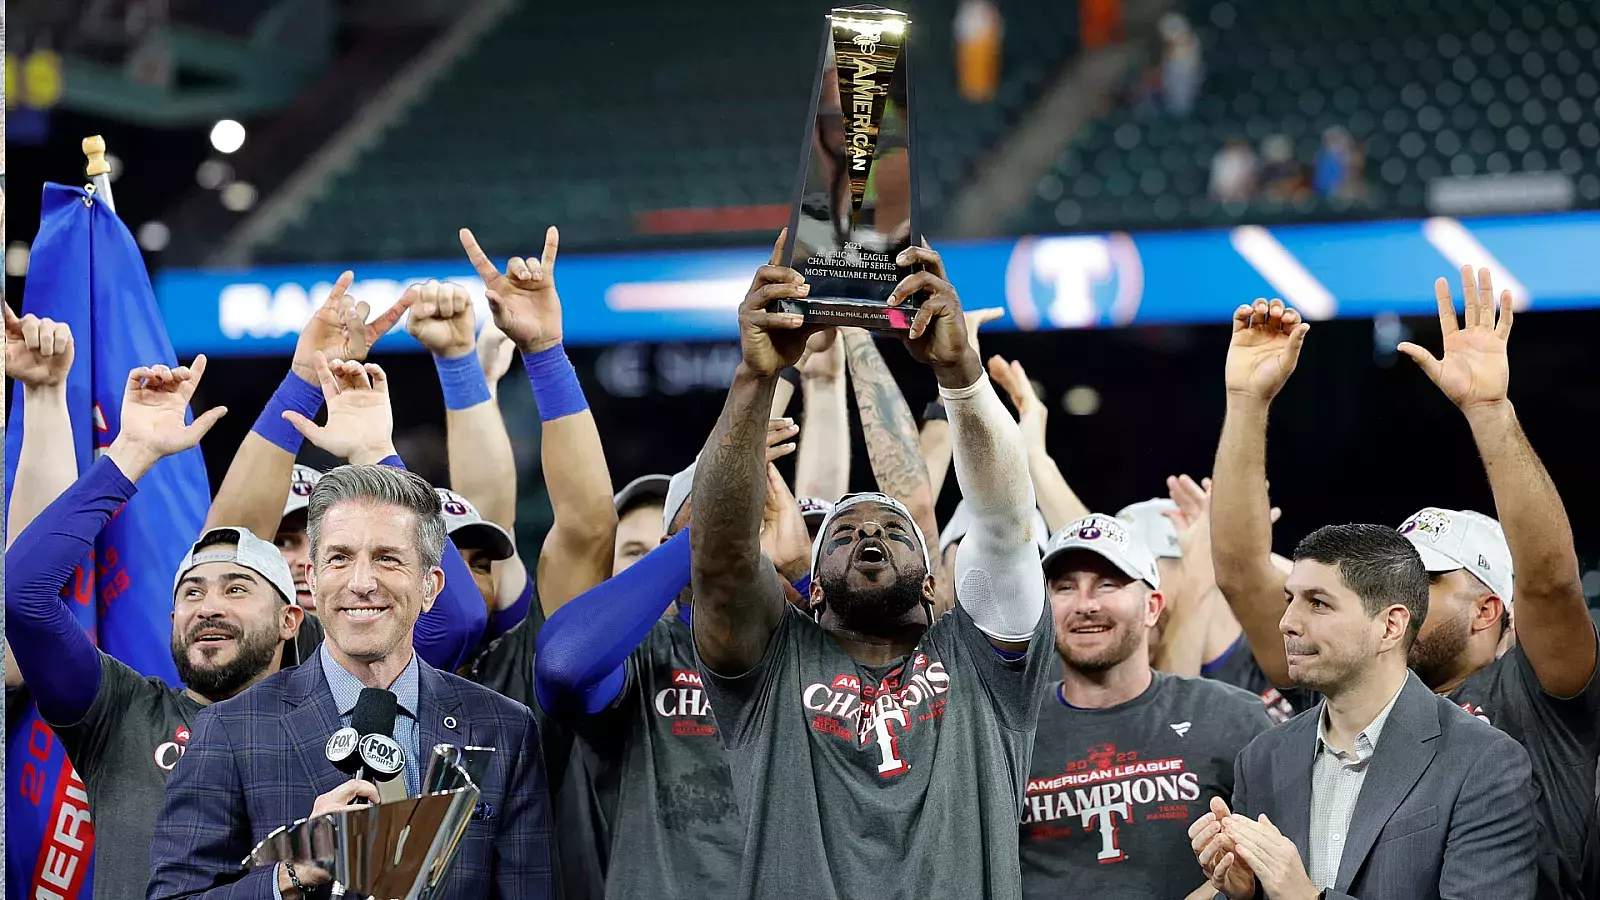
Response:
[699,603,1054,900]
[577,615,741,899]
[51,653,203,900]
[1019,672,1271,899]
[1448,627,1600,900]
[1201,633,1317,725]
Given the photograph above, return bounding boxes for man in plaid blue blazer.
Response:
[148,428,554,900]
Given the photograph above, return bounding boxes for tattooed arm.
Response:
[842,329,940,547]
[692,244,820,675]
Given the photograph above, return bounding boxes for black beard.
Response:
[171,621,283,701]
[1408,609,1471,688]
[820,568,926,632]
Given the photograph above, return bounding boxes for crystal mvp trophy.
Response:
[778,6,921,331]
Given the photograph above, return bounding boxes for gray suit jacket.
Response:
[1227,670,1536,900]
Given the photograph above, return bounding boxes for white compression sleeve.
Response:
[941,372,1046,642]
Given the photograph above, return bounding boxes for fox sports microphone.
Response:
[324,727,362,778]
[348,688,402,791]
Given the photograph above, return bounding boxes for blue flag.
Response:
[5,183,212,900]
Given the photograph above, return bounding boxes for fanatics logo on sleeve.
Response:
[1169,722,1191,737]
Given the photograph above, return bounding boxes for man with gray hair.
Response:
[150,357,554,900]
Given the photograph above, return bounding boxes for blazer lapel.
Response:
[1333,674,1441,892]
[283,656,349,798]
[417,662,467,785]
[1273,709,1319,864]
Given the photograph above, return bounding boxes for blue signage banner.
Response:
[152,212,1600,355]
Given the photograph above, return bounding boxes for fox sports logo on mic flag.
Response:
[358,733,406,777]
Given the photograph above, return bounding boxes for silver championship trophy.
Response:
[244,744,490,900]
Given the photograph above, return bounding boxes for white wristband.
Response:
[938,371,988,402]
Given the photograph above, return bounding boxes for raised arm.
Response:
[1398,267,1595,697]
[1151,475,1216,676]
[206,272,411,538]
[1211,299,1309,688]
[5,308,79,548]
[842,329,939,546]
[7,359,226,724]
[794,330,850,502]
[283,352,487,670]
[988,354,1090,532]
[409,281,532,627]
[692,236,820,674]
[922,307,1001,503]
[460,227,617,617]
[895,246,1042,647]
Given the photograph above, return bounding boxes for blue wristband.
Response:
[252,371,325,454]
[522,343,588,422]
[433,351,492,410]
[792,573,812,597]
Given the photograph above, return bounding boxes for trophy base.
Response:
[775,297,921,333]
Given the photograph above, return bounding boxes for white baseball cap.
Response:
[1397,507,1514,607]
[1116,498,1183,560]
[810,492,933,576]
[174,526,304,665]
[937,499,1050,556]
[283,464,322,517]
[1042,514,1161,589]
[435,489,515,561]
[663,458,697,533]
[798,496,836,525]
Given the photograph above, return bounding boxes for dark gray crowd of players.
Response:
[5,224,1596,900]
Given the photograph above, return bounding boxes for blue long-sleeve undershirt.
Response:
[5,455,132,726]
[534,527,694,718]
[379,455,489,672]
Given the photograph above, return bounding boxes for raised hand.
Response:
[891,243,979,383]
[108,356,228,480]
[760,462,810,582]
[988,355,1046,449]
[739,230,823,378]
[4,306,75,388]
[292,271,414,386]
[766,417,800,463]
[477,318,517,388]
[797,327,844,381]
[282,352,395,465]
[1225,298,1309,403]
[965,306,1005,358]
[1397,265,1512,411]
[404,280,477,358]
[460,226,563,354]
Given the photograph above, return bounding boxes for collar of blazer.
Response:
[281,652,469,798]
[1273,671,1444,894]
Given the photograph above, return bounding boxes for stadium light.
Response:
[210,119,246,154]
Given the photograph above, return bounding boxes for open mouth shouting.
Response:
[854,538,891,568]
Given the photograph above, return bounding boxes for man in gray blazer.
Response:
[1189,523,1536,900]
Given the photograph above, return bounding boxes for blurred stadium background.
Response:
[6,0,1600,600]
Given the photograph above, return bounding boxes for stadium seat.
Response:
[260,0,1082,262]
[1012,0,1600,234]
